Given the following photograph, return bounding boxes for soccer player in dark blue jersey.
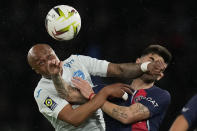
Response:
[73,45,172,131]
[170,94,197,131]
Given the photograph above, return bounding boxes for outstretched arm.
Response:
[169,115,189,131]
[107,60,166,78]
[58,87,108,127]
[72,78,149,124]
[58,83,127,127]
[101,101,150,124]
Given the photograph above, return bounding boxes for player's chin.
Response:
[141,74,156,83]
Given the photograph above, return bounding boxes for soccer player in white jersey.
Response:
[27,44,166,131]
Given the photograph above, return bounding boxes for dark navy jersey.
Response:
[181,94,197,129]
[94,85,171,131]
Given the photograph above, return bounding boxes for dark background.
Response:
[1,0,197,130]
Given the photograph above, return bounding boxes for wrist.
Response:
[88,93,96,100]
[51,72,61,77]
[140,62,151,72]
[102,86,111,97]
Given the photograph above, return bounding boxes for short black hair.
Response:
[141,45,172,64]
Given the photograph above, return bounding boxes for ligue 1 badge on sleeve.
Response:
[44,96,57,111]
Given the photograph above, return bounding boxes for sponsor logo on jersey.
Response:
[44,97,57,111]
[73,70,85,80]
[36,89,42,98]
[135,96,159,107]
[64,59,74,68]
[182,107,189,112]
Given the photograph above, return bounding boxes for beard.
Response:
[140,74,157,83]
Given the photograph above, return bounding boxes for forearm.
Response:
[66,90,108,126]
[107,63,143,79]
[101,102,150,124]
[51,74,87,104]
[170,115,189,131]
[101,101,131,124]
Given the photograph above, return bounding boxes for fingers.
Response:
[71,77,89,89]
[71,78,82,90]
[59,61,63,67]
[155,60,166,71]
[48,59,61,67]
[73,77,84,82]
[148,60,167,75]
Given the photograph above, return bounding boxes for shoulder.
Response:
[146,86,171,104]
[149,86,170,97]
[62,54,90,64]
[188,94,197,103]
[184,94,197,109]
[34,78,54,100]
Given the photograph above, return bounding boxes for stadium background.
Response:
[1,0,197,130]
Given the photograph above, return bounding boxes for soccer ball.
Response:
[45,5,81,41]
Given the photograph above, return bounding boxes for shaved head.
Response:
[27,44,58,77]
[27,44,54,68]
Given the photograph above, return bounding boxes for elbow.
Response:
[59,93,80,104]
[70,121,81,127]
[119,116,134,124]
[121,119,132,125]
[64,118,83,127]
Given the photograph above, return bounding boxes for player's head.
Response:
[136,44,172,83]
[27,44,59,78]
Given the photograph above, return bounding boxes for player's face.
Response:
[137,53,167,83]
[32,49,59,78]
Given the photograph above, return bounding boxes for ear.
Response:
[156,72,164,81]
[136,58,141,63]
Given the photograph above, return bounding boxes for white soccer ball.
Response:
[45,5,81,41]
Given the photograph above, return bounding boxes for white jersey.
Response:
[34,55,109,131]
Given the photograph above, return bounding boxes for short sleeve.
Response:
[137,90,171,117]
[34,88,69,119]
[181,95,197,127]
[76,55,109,77]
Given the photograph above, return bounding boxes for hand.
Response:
[47,59,63,76]
[147,60,167,75]
[103,83,133,99]
[71,77,94,99]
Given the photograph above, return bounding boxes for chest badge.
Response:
[73,70,85,80]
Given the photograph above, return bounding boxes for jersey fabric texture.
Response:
[34,55,109,131]
[181,94,197,129]
[95,85,171,131]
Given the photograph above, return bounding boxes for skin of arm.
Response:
[50,59,165,104]
[48,60,87,104]
[169,115,189,131]
[107,63,143,78]
[52,74,88,104]
[71,76,150,124]
[107,60,166,79]
[101,101,150,124]
[57,83,126,127]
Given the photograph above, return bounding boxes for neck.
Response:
[130,78,154,90]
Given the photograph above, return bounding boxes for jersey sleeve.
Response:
[137,90,171,117]
[34,88,69,119]
[76,55,109,77]
[181,95,197,127]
